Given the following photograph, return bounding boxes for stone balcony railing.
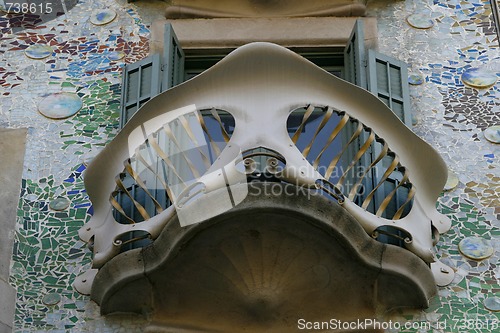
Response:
[75,42,454,331]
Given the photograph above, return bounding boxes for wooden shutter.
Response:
[343,19,367,89]
[119,53,162,128]
[161,23,185,91]
[120,24,185,127]
[366,50,412,126]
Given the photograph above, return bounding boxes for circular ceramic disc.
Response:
[443,170,459,191]
[38,93,82,119]
[484,296,500,312]
[406,14,434,29]
[461,68,497,89]
[42,293,61,306]
[408,73,424,85]
[25,44,53,60]
[49,197,70,211]
[484,126,500,144]
[90,9,117,26]
[107,51,125,61]
[458,237,494,260]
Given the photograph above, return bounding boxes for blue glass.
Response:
[461,68,497,88]
[408,74,424,85]
[90,9,117,26]
[458,237,494,260]
[38,93,83,119]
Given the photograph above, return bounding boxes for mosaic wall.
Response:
[0,0,498,332]
[370,0,500,331]
[1,0,149,331]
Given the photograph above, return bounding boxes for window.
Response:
[286,105,414,220]
[184,48,345,80]
[120,21,412,127]
[117,20,413,242]
[120,24,184,127]
[111,107,236,250]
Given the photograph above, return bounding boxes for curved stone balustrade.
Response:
[90,183,437,332]
[76,43,454,315]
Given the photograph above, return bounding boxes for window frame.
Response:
[183,46,346,81]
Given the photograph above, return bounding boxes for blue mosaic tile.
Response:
[458,236,495,260]
[409,73,424,85]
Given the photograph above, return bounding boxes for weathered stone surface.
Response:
[93,183,436,332]
[151,17,378,51]
[165,0,367,18]
[0,128,27,333]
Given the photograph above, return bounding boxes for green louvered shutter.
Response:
[161,23,185,91]
[343,19,367,89]
[366,50,413,219]
[344,19,373,209]
[120,53,162,128]
[366,49,411,126]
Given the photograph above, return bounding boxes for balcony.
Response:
[75,42,453,331]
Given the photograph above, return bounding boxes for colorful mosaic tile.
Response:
[373,0,500,332]
[38,92,83,119]
[444,170,460,191]
[408,73,425,85]
[484,296,500,312]
[462,67,498,89]
[1,0,151,331]
[441,87,500,131]
[458,236,495,260]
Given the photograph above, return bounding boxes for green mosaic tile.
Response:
[61,82,76,88]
